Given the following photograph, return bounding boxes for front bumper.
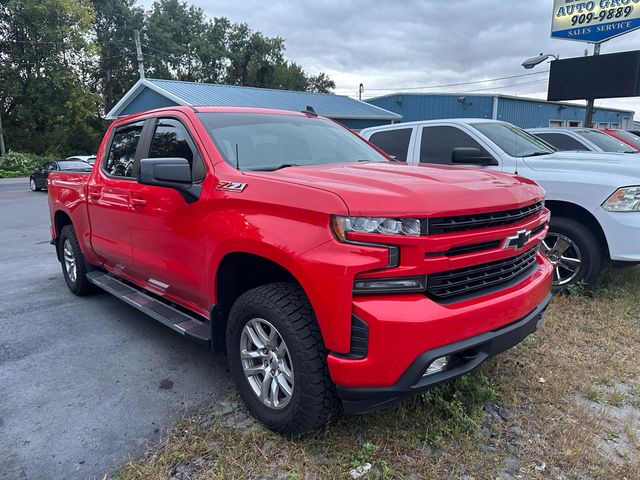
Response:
[337,292,551,414]
[594,207,640,263]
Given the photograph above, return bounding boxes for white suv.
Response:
[361,119,640,288]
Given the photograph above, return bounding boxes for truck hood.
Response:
[247,162,543,217]
[524,151,640,180]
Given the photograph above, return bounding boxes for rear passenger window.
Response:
[149,119,205,182]
[104,123,144,177]
[420,126,485,164]
[368,128,412,162]
[534,133,588,151]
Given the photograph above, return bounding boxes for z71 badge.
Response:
[217,181,247,192]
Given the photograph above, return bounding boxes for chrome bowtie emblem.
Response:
[503,229,532,250]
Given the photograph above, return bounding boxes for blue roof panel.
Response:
[146,79,401,120]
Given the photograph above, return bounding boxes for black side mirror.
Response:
[138,157,202,203]
[451,147,499,166]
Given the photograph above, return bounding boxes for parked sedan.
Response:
[603,129,640,151]
[527,127,639,154]
[29,159,93,191]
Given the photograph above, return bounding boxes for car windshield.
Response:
[471,122,556,157]
[59,161,92,171]
[578,130,637,153]
[197,112,389,171]
[608,130,640,149]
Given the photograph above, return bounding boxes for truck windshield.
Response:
[197,113,389,171]
[471,122,556,158]
[577,130,638,153]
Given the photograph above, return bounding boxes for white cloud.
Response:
[141,0,640,119]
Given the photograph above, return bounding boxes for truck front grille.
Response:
[426,247,539,302]
[427,202,544,235]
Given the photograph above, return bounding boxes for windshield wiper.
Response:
[522,152,551,158]
[249,163,301,172]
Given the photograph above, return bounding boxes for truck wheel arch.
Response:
[544,200,610,259]
[53,210,73,261]
[211,252,312,353]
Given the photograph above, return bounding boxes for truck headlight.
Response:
[602,186,640,212]
[332,216,422,241]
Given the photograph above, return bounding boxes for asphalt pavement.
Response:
[0,178,231,479]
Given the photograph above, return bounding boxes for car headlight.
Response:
[602,186,640,212]
[331,216,422,241]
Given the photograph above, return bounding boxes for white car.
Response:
[527,127,638,154]
[361,119,640,288]
[66,155,97,165]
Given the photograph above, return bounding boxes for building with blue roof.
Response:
[365,93,636,130]
[106,79,402,130]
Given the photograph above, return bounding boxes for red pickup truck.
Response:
[47,106,553,434]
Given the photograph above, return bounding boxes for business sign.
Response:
[552,0,640,43]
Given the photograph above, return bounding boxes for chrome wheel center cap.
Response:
[268,351,279,371]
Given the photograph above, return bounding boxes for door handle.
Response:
[131,197,147,207]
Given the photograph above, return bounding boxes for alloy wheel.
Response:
[63,239,77,283]
[541,233,582,286]
[240,318,294,410]
[30,178,36,191]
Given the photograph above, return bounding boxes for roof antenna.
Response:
[301,105,317,116]
[235,143,240,170]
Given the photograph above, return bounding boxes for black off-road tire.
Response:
[226,282,340,435]
[547,216,603,290]
[59,225,96,296]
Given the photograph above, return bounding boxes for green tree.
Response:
[307,72,335,94]
[0,0,336,158]
[225,23,286,87]
[198,17,231,83]
[140,1,334,93]
[0,0,101,154]
[90,0,144,111]
[145,0,208,81]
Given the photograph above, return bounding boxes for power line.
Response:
[0,38,133,47]
[363,70,550,92]
[461,78,549,93]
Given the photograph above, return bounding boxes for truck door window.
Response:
[149,119,205,182]
[104,123,144,178]
[535,133,588,151]
[420,126,484,164]
[368,128,412,162]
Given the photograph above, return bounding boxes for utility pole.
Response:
[134,29,145,80]
[358,83,364,101]
[0,110,6,156]
[584,42,601,128]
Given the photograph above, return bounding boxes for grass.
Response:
[114,265,640,480]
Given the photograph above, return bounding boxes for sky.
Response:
[142,0,640,119]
